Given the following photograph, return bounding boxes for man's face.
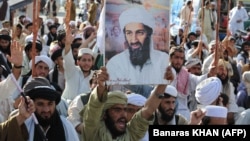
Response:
[178,29,183,36]
[170,52,185,73]
[188,35,196,42]
[34,62,50,77]
[217,65,228,85]
[16,27,22,35]
[125,23,147,50]
[105,104,127,136]
[27,25,33,34]
[55,56,63,68]
[2,23,10,28]
[50,27,57,35]
[34,98,56,127]
[77,54,93,72]
[113,26,121,37]
[196,30,201,36]
[72,48,78,61]
[0,39,10,50]
[188,64,202,76]
[124,23,150,67]
[158,97,176,122]
[126,104,142,121]
[28,48,40,60]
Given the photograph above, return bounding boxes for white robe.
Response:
[62,49,94,104]
[229,6,249,35]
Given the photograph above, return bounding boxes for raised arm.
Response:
[7,40,23,80]
[141,66,174,120]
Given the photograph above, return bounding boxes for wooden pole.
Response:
[198,0,205,59]
[182,0,193,48]
[31,0,40,77]
[214,0,221,67]
[65,0,72,30]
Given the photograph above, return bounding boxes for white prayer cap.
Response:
[185,58,202,69]
[45,19,54,25]
[23,17,32,23]
[119,6,155,31]
[208,40,216,49]
[195,26,202,31]
[74,34,83,40]
[127,93,147,107]
[211,2,216,5]
[164,85,178,97]
[29,55,53,70]
[69,20,76,26]
[78,48,94,58]
[205,105,228,118]
[195,77,222,105]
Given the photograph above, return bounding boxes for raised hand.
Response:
[96,66,109,95]
[6,40,23,67]
[189,108,205,125]
[16,96,35,125]
[164,66,175,84]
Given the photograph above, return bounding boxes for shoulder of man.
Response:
[176,114,188,125]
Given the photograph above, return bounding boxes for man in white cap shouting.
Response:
[106,6,169,85]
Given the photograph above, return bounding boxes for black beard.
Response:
[158,104,175,123]
[173,66,181,73]
[217,74,229,85]
[51,33,57,38]
[126,37,150,70]
[0,45,10,55]
[35,111,56,128]
[104,112,126,137]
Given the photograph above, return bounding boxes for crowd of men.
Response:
[1,0,250,141]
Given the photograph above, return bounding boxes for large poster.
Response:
[105,0,170,85]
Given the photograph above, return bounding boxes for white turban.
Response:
[29,55,53,70]
[185,58,202,69]
[205,105,228,118]
[119,6,155,31]
[127,93,147,107]
[195,77,222,105]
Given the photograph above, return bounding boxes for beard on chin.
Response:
[126,38,150,70]
[173,66,181,73]
[35,111,55,128]
[158,105,175,123]
[105,113,126,137]
[217,74,229,85]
